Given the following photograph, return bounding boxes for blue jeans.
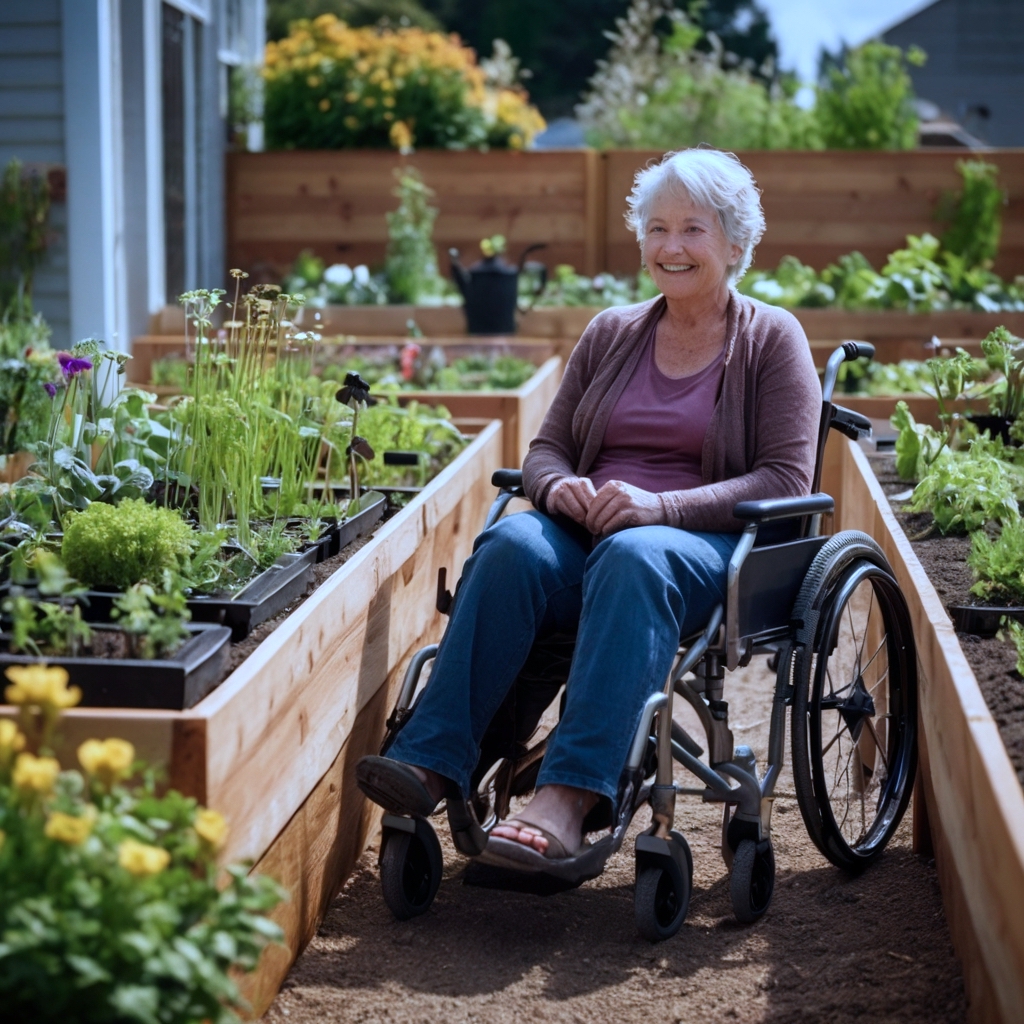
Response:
[388,511,737,805]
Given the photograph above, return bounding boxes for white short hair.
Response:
[625,149,766,284]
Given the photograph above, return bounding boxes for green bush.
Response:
[578,5,817,150]
[814,40,925,150]
[61,499,194,590]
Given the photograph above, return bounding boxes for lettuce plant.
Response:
[969,517,1024,602]
[907,438,1023,535]
[61,499,194,590]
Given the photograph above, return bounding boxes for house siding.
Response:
[884,0,1024,147]
[0,0,69,344]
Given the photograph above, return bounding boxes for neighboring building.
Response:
[0,0,265,349]
[880,0,1024,147]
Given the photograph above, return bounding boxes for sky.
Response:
[759,0,937,81]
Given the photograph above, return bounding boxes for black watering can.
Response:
[448,242,547,335]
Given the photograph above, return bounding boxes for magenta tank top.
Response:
[588,320,725,495]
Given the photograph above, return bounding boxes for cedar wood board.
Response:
[838,438,1024,1024]
[0,422,503,873]
[226,150,1024,282]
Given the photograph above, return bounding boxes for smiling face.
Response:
[641,190,743,305]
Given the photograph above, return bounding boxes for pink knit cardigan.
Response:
[522,292,821,533]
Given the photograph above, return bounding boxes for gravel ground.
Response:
[264,655,966,1024]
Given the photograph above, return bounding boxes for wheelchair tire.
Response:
[790,536,918,875]
[635,856,691,943]
[730,839,775,923]
[379,818,443,921]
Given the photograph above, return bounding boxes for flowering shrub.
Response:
[0,314,57,456]
[263,14,544,151]
[0,664,284,1023]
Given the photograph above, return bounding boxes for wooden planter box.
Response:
[835,437,1024,1024]
[129,336,561,469]
[0,421,504,1017]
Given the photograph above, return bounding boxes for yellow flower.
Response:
[45,809,95,845]
[4,665,81,710]
[345,91,359,103]
[389,120,414,152]
[0,830,5,852]
[12,752,61,794]
[118,838,171,877]
[78,738,135,788]
[306,74,321,88]
[362,95,376,107]
[0,719,26,766]
[318,97,331,111]
[194,808,228,850]
[382,95,395,108]
[344,115,359,129]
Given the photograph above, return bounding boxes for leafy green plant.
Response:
[814,40,925,150]
[938,160,1005,269]
[61,499,194,590]
[1000,618,1024,675]
[906,438,1022,535]
[111,577,191,660]
[0,314,56,456]
[969,517,1024,602]
[0,664,285,1024]
[979,326,1024,419]
[3,591,92,657]
[578,1,817,151]
[384,168,445,304]
[0,159,51,318]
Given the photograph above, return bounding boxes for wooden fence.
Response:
[227,149,1024,282]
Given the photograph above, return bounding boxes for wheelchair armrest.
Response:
[831,404,873,441]
[491,468,524,491]
[732,493,834,524]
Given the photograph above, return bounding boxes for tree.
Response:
[266,0,440,39]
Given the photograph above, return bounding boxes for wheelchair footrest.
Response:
[462,860,583,895]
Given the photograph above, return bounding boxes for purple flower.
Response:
[57,352,93,378]
[43,382,58,398]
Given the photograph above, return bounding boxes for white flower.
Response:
[324,263,354,286]
[354,265,371,286]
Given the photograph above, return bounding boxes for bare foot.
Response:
[490,784,599,856]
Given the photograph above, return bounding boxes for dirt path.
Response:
[265,657,966,1024]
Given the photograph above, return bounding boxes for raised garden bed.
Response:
[130,336,561,469]
[833,436,1024,1023]
[0,420,503,1016]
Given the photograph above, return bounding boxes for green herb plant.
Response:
[111,576,191,660]
[0,159,51,318]
[384,168,445,304]
[968,517,1024,602]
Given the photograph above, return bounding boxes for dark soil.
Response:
[266,659,966,1024]
[870,452,1024,790]
[228,530,380,672]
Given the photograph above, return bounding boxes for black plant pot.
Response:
[967,413,1018,446]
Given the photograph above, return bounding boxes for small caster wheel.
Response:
[379,816,443,920]
[730,838,775,923]
[634,837,692,943]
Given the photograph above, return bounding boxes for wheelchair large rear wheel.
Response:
[791,554,917,873]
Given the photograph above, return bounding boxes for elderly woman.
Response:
[357,148,820,867]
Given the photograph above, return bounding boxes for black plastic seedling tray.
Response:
[948,604,1024,637]
[188,549,317,640]
[0,623,232,709]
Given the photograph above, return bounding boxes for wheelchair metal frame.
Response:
[376,341,899,928]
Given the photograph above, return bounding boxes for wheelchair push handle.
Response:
[842,340,875,362]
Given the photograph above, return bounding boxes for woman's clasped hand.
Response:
[547,475,665,535]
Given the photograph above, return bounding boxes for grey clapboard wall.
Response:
[0,0,69,345]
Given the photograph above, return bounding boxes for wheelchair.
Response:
[371,341,918,941]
